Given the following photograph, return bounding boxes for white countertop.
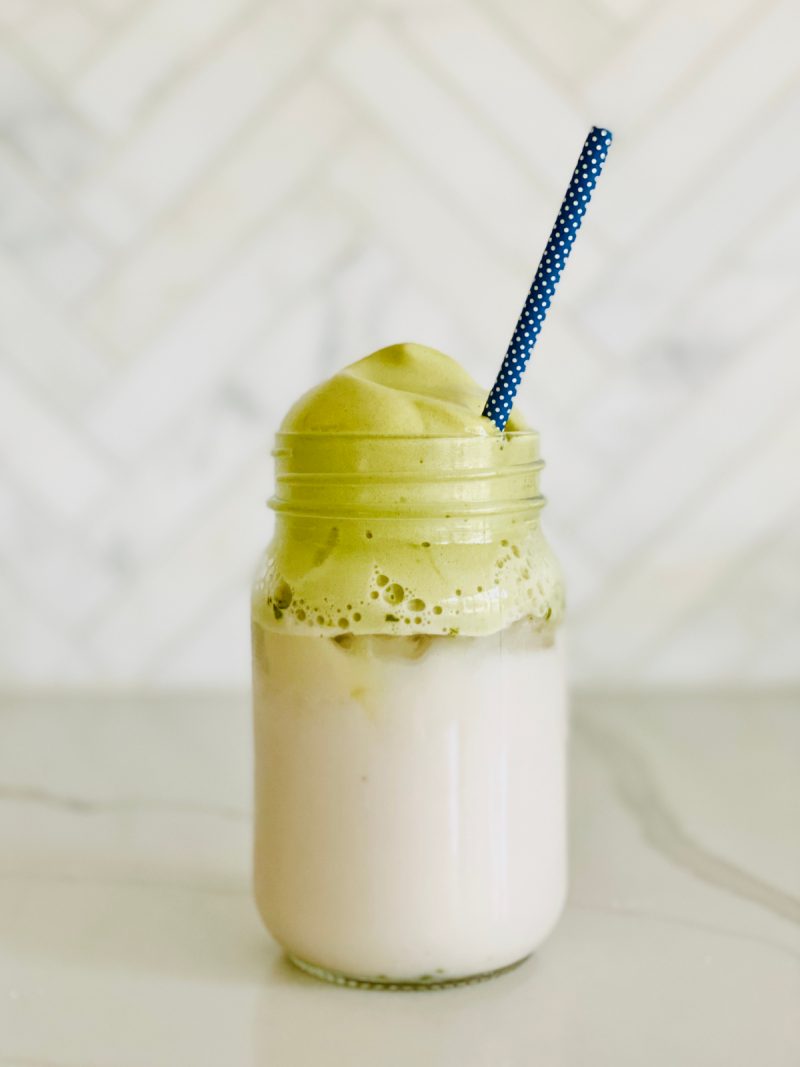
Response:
[0,690,797,1066]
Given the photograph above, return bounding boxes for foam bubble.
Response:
[256,522,564,639]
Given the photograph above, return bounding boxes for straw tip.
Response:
[590,125,614,144]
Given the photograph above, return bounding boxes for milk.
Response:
[252,622,567,984]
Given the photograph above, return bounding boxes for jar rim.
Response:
[269,430,544,520]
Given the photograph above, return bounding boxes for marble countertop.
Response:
[0,690,797,1066]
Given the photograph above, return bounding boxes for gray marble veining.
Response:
[0,689,797,1065]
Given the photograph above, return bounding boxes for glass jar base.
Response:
[287,952,531,991]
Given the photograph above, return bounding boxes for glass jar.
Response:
[251,431,566,989]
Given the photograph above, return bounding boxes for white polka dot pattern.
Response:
[483,126,613,430]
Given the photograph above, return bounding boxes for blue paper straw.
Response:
[483,126,613,430]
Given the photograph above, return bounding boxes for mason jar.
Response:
[251,430,566,988]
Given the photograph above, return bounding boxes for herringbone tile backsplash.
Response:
[1,0,798,687]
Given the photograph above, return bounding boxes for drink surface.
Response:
[280,340,528,436]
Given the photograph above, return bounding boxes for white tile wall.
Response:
[0,0,798,687]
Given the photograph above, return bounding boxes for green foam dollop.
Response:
[253,344,563,638]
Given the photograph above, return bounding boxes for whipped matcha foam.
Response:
[280,341,527,435]
[252,343,564,639]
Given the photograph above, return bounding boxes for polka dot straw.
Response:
[483,126,613,430]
